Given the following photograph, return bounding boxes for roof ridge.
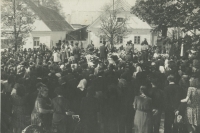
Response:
[88,0,132,29]
[25,0,74,31]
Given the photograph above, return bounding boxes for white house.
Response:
[86,0,157,51]
[22,0,74,50]
[1,0,74,50]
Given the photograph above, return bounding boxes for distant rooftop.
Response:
[25,0,74,31]
[108,0,132,11]
[68,11,102,25]
[68,0,132,25]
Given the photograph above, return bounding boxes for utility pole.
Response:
[113,0,115,16]
[13,0,17,51]
[113,0,114,12]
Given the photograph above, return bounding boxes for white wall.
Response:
[88,31,100,47]
[86,10,157,51]
[32,20,51,32]
[88,28,154,51]
[50,31,67,47]
[23,31,68,49]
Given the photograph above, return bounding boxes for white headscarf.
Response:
[77,79,87,91]
[159,66,165,73]
[133,66,142,78]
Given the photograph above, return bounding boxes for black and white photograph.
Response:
[1,0,200,133]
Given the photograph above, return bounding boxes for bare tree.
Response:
[1,0,36,51]
[99,5,130,45]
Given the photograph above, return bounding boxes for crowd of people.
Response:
[1,39,200,133]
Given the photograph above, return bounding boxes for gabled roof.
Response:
[25,0,74,31]
[87,0,133,30]
[69,11,102,25]
[126,16,152,30]
[109,0,132,11]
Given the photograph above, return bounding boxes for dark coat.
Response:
[78,97,100,133]
[164,84,183,112]
[99,45,107,58]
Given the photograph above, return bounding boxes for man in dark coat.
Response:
[99,41,107,63]
[149,80,164,133]
[125,41,133,61]
[164,75,183,133]
[73,42,81,63]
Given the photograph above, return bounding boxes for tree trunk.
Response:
[162,25,168,37]
[110,34,114,45]
[14,37,17,51]
[13,0,17,51]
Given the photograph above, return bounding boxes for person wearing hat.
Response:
[130,40,135,53]
[99,41,107,63]
[73,42,81,63]
[125,41,133,62]
[141,38,149,62]
[31,83,53,131]
[164,75,183,133]
[61,45,66,63]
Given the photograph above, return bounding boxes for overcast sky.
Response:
[59,0,136,14]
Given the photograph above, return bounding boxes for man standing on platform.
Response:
[125,41,133,61]
[141,38,149,62]
[99,41,107,63]
[73,42,81,63]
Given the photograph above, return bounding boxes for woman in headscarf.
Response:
[31,83,53,131]
[132,64,142,79]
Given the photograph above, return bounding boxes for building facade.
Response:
[1,0,74,50]
[86,0,157,51]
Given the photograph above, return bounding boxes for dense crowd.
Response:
[1,39,200,133]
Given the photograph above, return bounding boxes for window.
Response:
[1,39,12,46]
[8,16,13,23]
[134,36,140,44]
[117,18,124,22]
[117,36,123,43]
[100,35,106,43]
[33,37,40,46]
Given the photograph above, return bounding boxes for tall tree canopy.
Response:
[30,0,66,18]
[131,0,200,37]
